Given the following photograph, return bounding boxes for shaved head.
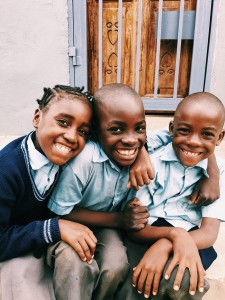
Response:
[93,83,144,126]
[175,92,225,129]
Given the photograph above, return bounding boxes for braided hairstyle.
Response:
[36,84,93,112]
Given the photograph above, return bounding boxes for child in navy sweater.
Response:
[0,85,97,299]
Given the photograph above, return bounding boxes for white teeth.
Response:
[182,150,199,157]
[55,143,71,154]
[117,149,136,156]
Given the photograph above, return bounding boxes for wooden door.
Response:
[87,0,196,99]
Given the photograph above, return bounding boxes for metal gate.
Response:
[68,0,213,113]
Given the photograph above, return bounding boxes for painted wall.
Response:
[0,0,69,135]
[0,0,225,136]
[207,0,225,103]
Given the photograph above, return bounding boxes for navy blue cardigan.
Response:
[0,134,61,261]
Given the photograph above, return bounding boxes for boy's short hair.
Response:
[176,92,225,127]
[92,83,142,120]
[93,83,140,103]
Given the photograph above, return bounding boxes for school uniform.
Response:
[47,140,131,300]
[47,129,171,300]
[0,133,61,300]
[117,143,225,300]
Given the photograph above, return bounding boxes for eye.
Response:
[136,125,146,133]
[177,127,190,135]
[108,127,123,134]
[202,131,215,138]
[57,119,70,127]
[78,128,89,137]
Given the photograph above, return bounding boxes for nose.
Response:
[64,128,78,144]
[121,133,138,146]
[186,133,201,146]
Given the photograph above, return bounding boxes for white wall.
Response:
[0,0,69,135]
[207,0,225,103]
[0,0,225,136]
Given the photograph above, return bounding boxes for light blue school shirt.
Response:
[48,128,172,215]
[48,141,131,214]
[130,143,225,231]
[27,133,59,195]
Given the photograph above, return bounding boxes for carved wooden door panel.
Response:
[87,0,140,93]
[82,0,213,112]
[87,0,196,100]
[140,0,196,98]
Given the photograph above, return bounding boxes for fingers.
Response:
[190,195,216,206]
[59,220,97,264]
[197,263,206,294]
[128,174,139,190]
[128,170,152,190]
[70,231,96,264]
[132,266,161,298]
[128,198,142,207]
[165,258,204,296]
[77,239,93,264]
[189,189,199,205]
[143,272,154,298]
[188,262,198,295]
[70,241,91,263]
[127,180,139,191]
[147,165,155,180]
[165,260,188,293]
[132,266,140,289]
[133,266,148,296]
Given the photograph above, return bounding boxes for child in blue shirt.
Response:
[118,92,225,300]
[47,85,220,300]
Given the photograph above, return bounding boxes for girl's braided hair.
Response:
[36,84,93,110]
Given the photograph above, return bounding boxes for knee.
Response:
[55,242,79,266]
[101,250,129,282]
[157,267,209,300]
[53,242,99,276]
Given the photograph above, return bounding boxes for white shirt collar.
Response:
[27,134,52,170]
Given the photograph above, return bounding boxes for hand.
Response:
[121,198,149,231]
[127,147,154,191]
[189,175,220,206]
[166,228,206,295]
[132,239,171,298]
[59,219,97,264]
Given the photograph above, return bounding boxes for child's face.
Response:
[33,98,92,165]
[169,102,225,167]
[96,95,146,167]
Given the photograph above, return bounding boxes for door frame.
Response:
[68,0,215,113]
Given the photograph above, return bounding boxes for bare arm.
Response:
[189,217,220,249]
[128,146,154,190]
[190,154,220,206]
[127,223,186,243]
[63,203,149,231]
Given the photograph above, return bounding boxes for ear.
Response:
[32,109,41,129]
[169,121,174,137]
[216,130,225,146]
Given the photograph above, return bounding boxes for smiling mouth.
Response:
[116,149,136,156]
[181,148,201,157]
[55,143,73,154]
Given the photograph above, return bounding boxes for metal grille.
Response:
[68,0,213,112]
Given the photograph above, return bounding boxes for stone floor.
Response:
[0,114,225,299]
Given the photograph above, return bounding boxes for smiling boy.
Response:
[118,92,225,300]
[47,83,152,300]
